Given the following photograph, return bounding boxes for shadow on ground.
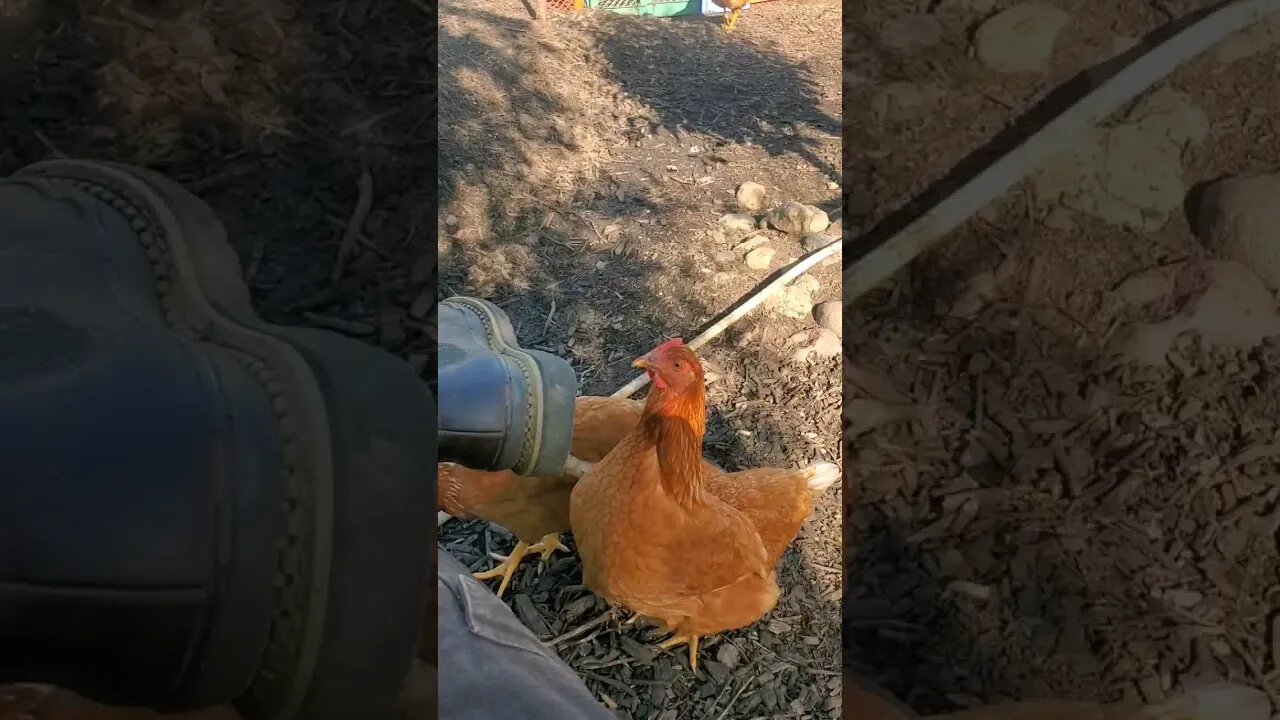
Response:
[0,0,437,352]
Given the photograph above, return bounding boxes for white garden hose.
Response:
[841,0,1280,306]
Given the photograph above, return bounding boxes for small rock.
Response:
[719,213,756,233]
[745,246,776,270]
[1034,89,1207,231]
[709,229,726,244]
[974,4,1072,74]
[714,249,736,265]
[766,201,829,234]
[444,214,459,226]
[715,643,742,670]
[813,300,841,337]
[771,285,815,318]
[736,181,767,211]
[786,328,841,362]
[769,277,819,319]
[880,14,944,51]
[1042,206,1075,230]
[1115,271,1172,307]
[1109,261,1280,365]
[1196,173,1280,291]
[792,274,820,294]
[802,234,832,252]
[826,180,839,191]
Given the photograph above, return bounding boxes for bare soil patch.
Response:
[438,0,844,717]
[845,0,1280,714]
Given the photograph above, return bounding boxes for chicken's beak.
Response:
[632,356,651,370]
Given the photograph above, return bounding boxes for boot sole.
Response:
[16,160,334,720]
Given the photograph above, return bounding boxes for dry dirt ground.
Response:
[846,0,1280,716]
[437,0,843,718]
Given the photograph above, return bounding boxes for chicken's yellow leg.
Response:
[658,633,700,671]
[528,532,568,562]
[722,8,741,32]
[473,534,567,597]
[472,541,533,597]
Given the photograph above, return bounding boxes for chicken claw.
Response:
[529,532,568,562]
[657,633,700,671]
[472,533,567,597]
[721,8,741,32]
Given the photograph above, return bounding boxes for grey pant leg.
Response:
[436,548,614,720]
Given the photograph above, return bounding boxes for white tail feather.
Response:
[804,462,840,493]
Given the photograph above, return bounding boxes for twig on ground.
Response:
[547,611,613,647]
[331,169,374,283]
[32,131,64,158]
[713,678,752,720]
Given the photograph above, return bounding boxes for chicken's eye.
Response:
[673,361,683,369]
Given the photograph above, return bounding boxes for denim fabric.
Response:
[436,548,614,720]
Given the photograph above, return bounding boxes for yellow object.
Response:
[472,533,567,597]
[658,633,700,671]
[722,7,741,31]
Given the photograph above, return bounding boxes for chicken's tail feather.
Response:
[1144,682,1269,720]
[802,462,840,493]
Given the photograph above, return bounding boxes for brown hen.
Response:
[569,339,838,670]
[711,0,748,31]
[440,395,671,596]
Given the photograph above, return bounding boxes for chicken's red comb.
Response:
[652,337,684,355]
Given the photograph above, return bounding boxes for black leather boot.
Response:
[438,296,575,477]
[0,160,433,720]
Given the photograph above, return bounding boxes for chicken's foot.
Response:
[472,534,567,597]
[529,532,568,562]
[657,633,700,671]
[472,541,532,597]
[721,8,741,32]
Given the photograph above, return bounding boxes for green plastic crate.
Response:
[585,0,701,17]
